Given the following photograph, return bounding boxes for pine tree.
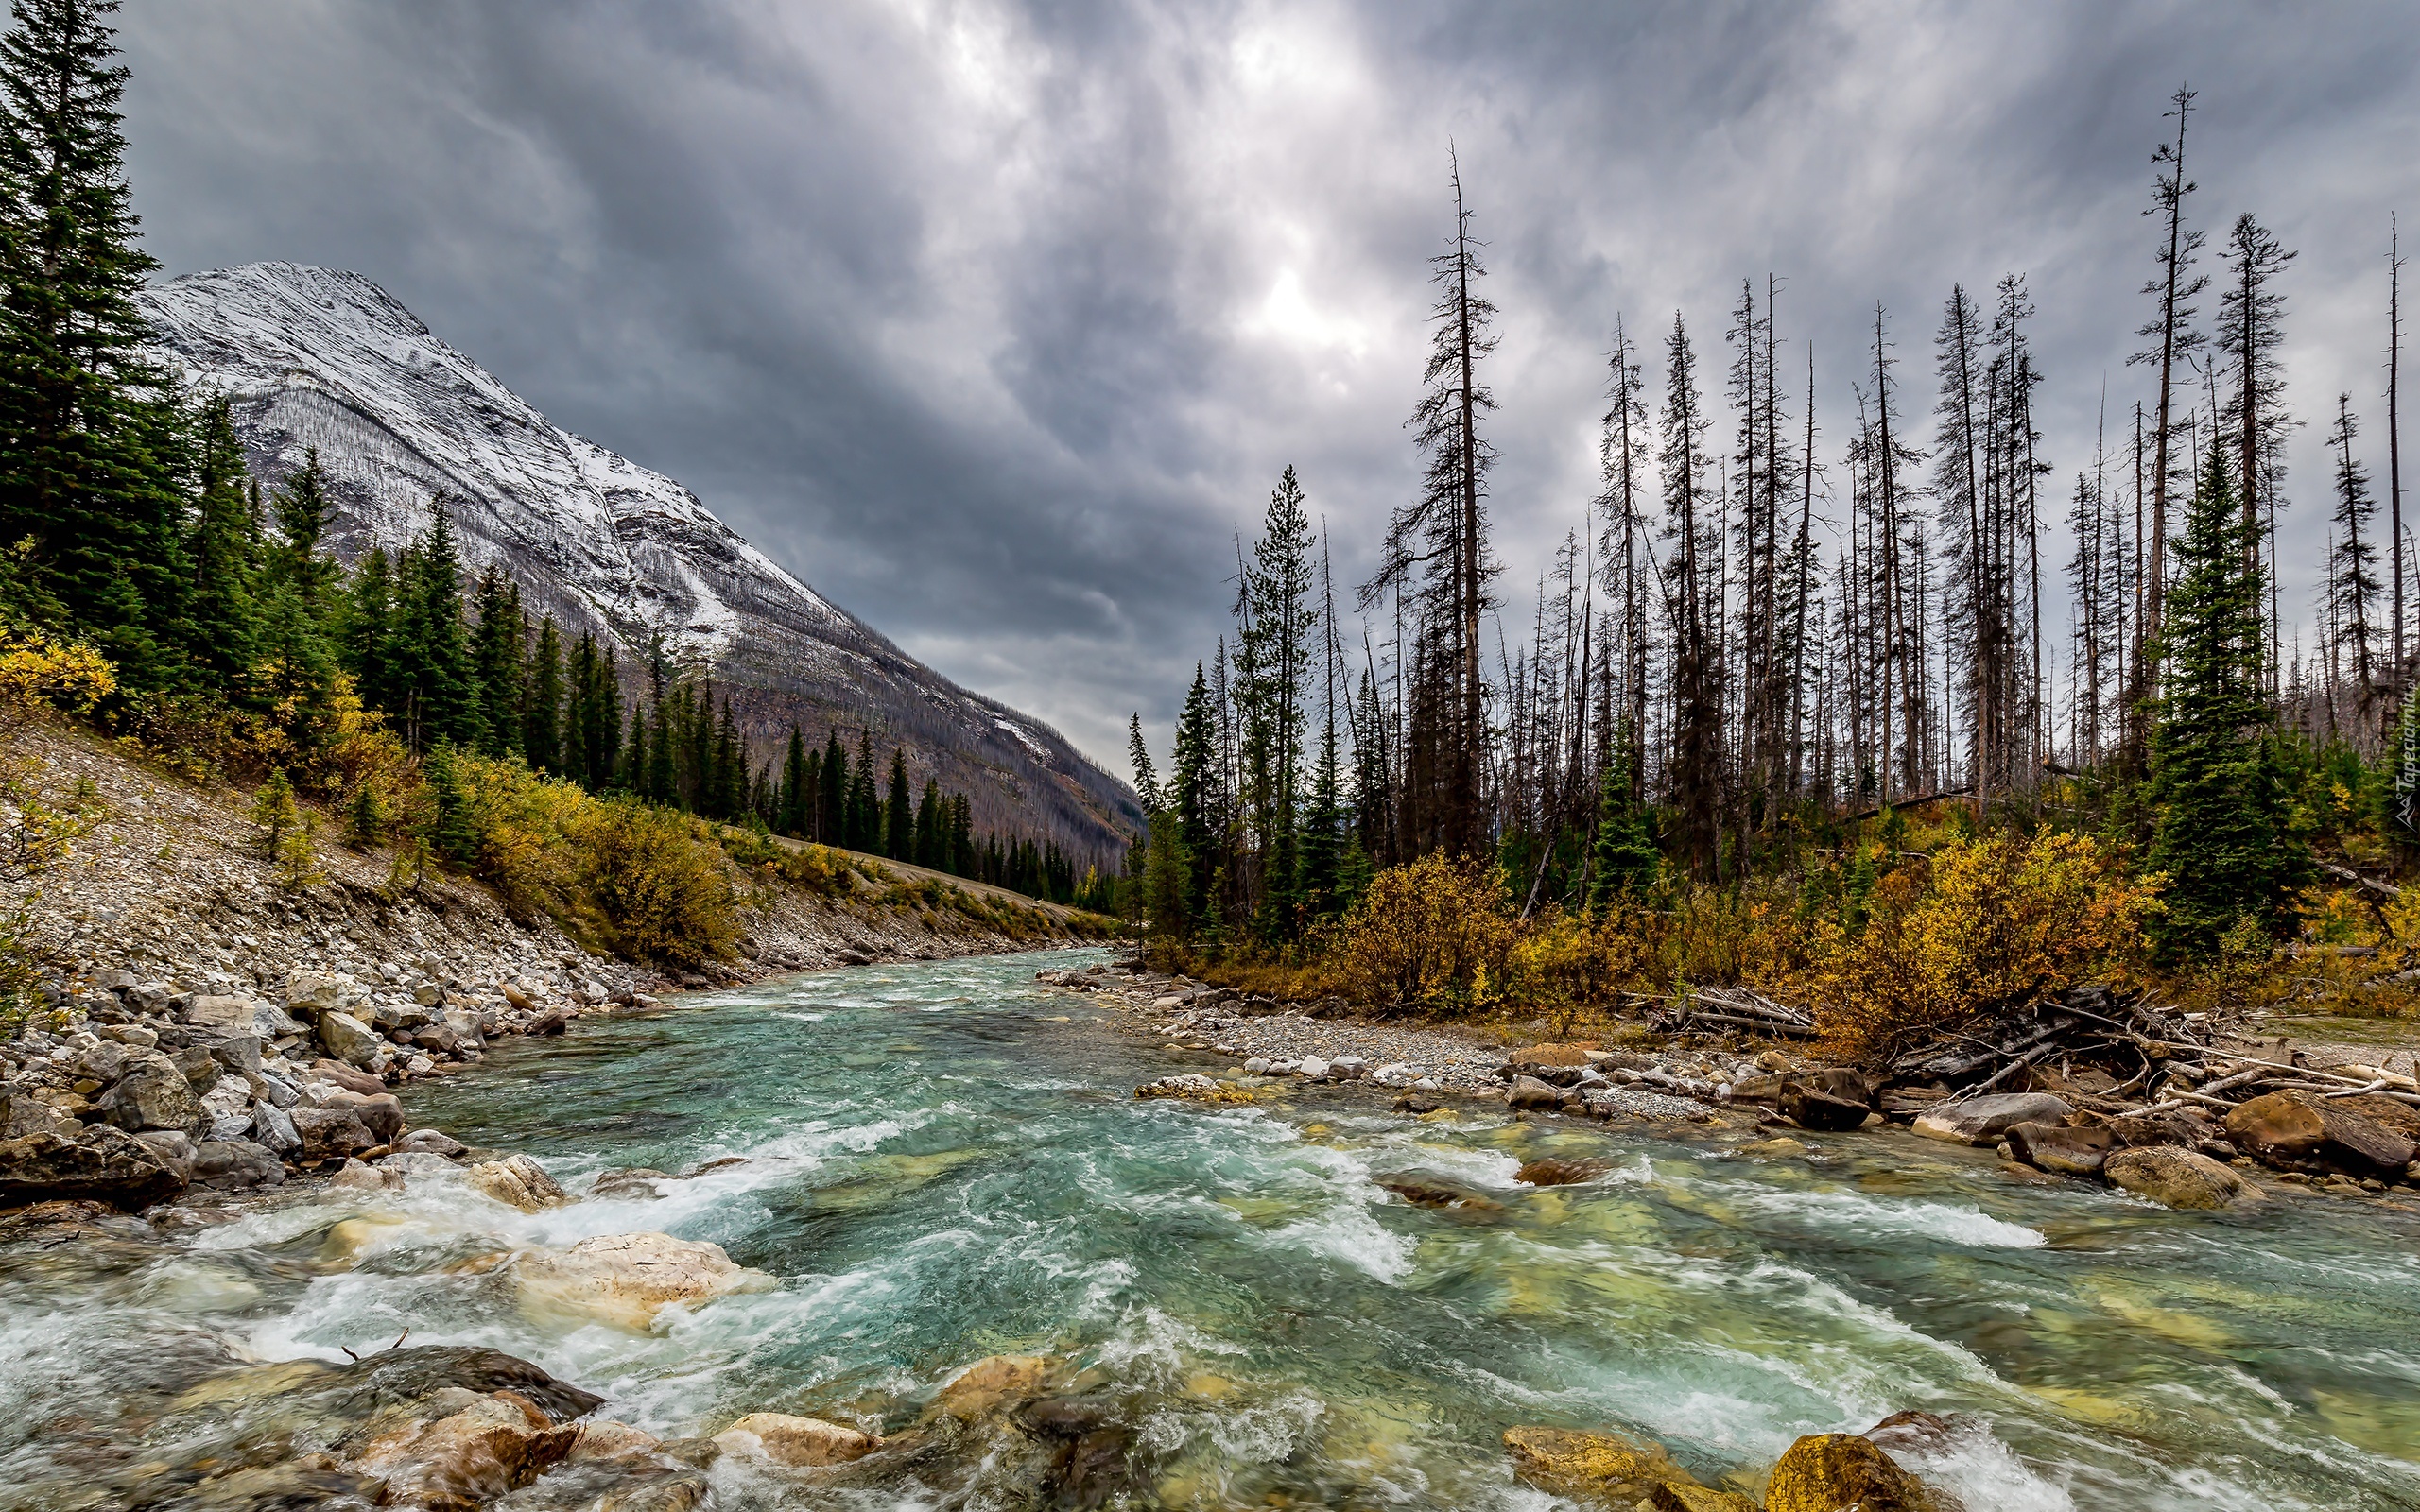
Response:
[522,615,562,772]
[2148,439,2307,958]
[346,778,385,850]
[914,778,942,866]
[820,730,847,843]
[182,392,259,696]
[257,445,338,697]
[468,564,523,757]
[1586,740,1660,909]
[249,767,300,858]
[397,499,479,750]
[1126,713,1161,815]
[779,726,808,835]
[342,545,397,713]
[712,698,744,819]
[421,738,479,866]
[849,730,879,850]
[1170,663,1219,932]
[0,0,187,688]
[1663,310,1723,879]
[2326,393,2383,698]
[883,747,912,859]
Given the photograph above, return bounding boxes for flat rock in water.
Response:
[0,1124,187,1209]
[1513,1158,1612,1187]
[1912,1092,2072,1145]
[514,1231,774,1331]
[1781,1085,1870,1132]
[714,1413,881,1467]
[467,1154,569,1211]
[2103,1145,2258,1211]
[935,1354,1053,1418]
[1501,1425,1700,1503]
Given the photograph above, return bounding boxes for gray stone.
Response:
[132,1128,198,1184]
[199,1076,255,1141]
[251,1099,302,1154]
[98,1051,204,1133]
[247,1067,301,1108]
[1,1087,81,1141]
[290,1105,377,1161]
[1912,1092,2075,1145]
[1507,1075,1564,1111]
[396,1127,468,1159]
[194,1138,285,1190]
[319,1011,381,1069]
[69,1038,130,1084]
[0,1124,187,1208]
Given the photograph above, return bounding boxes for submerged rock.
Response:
[1513,1158,1611,1187]
[349,1386,582,1508]
[2103,1145,2257,1211]
[1502,1425,1703,1503]
[513,1231,774,1330]
[1765,1432,1946,1512]
[1651,1484,1758,1511]
[935,1354,1054,1418]
[714,1412,881,1467]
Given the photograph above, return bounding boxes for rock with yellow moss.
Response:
[1501,1425,1699,1503]
[1765,1432,1952,1512]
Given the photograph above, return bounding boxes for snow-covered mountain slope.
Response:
[138,262,1136,857]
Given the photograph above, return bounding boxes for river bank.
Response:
[6,948,2419,1511]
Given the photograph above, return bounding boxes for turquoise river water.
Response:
[5,948,2420,1510]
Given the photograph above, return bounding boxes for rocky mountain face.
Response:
[136,262,1136,857]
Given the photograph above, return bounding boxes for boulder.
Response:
[2005,1121,2117,1177]
[1781,1084,1872,1132]
[1502,1426,1698,1503]
[289,1105,377,1162]
[96,1051,203,1133]
[318,1011,382,1069]
[185,995,302,1039]
[348,1388,581,1508]
[0,1124,187,1208]
[1765,1433,1939,1512]
[2103,1145,2258,1211]
[1,1086,82,1141]
[312,1058,389,1095]
[321,1090,406,1143]
[1507,1075,1564,1111]
[513,1231,774,1330]
[466,1154,568,1211]
[2224,1091,2418,1178]
[935,1354,1053,1418]
[193,1138,286,1190]
[250,1100,302,1154]
[1911,1092,2073,1145]
[199,1076,254,1142]
[396,1128,468,1159]
[569,1420,664,1464]
[713,1413,880,1467]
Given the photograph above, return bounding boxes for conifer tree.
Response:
[711,698,744,819]
[468,564,523,757]
[342,545,397,713]
[1170,664,1221,932]
[183,392,259,695]
[1127,713,1161,815]
[779,726,808,835]
[249,767,300,859]
[914,778,942,866]
[0,0,186,687]
[399,500,478,750]
[820,730,847,843]
[884,747,912,859]
[522,616,562,772]
[2149,439,2308,958]
[1585,741,1660,909]
[849,730,878,850]
[257,445,338,696]
[345,777,385,850]
[2326,393,2383,697]
[421,738,478,866]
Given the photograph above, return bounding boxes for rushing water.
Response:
[7,949,2420,1511]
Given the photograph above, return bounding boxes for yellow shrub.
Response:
[572,798,739,966]
[1326,853,1516,1014]
[0,619,114,715]
[1813,832,2159,1064]
[1502,904,1651,1033]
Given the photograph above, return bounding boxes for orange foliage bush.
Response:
[1326,851,1517,1014]
[1811,832,2160,1064]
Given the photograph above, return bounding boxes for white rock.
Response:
[513,1231,775,1331]
[1297,1057,1329,1079]
[1244,1057,1272,1074]
[251,1100,301,1153]
[199,1076,254,1141]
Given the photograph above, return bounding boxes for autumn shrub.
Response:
[0,617,115,716]
[1326,852,1518,1014]
[1500,904,1651,1034]
[573,797,740,966]
[1811,832,2160,1065]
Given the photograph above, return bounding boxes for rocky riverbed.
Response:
[1049,956,2420,1215]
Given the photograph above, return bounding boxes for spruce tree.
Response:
[397,500,478,750]
[182,392,259,696]
[522,615,562,772]
[1170,663,1219,932]
[2148,439,2308,957]
[421,738,478,866]
[820,730,847,842]
[647,697,674,804]
[914,778,942,866]
[0,0,186,687]
[711,698,743,818]
[468,564,522,757]
[779,727,808,835]
[257,445,338,697]
[1585,739,1660,909]
[342,546,397,713]
[849,730,879,850]
[883,747,912,859]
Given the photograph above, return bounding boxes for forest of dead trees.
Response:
[1132,89,2413,955]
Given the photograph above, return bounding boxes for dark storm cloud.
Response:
[118,1,2420,765]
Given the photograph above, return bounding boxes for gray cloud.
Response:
[120,0,2420,765]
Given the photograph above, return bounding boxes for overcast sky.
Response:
[119,1,2420,770]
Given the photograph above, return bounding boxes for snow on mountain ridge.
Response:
[135,261,1137,856]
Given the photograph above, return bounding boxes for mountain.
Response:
[137,262,1138,859]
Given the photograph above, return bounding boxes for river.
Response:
[5,948,2419,1510]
